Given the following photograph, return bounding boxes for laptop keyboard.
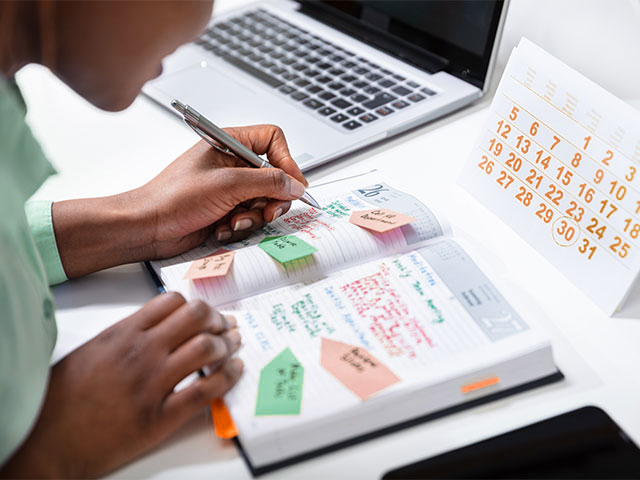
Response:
[194,9,438,131]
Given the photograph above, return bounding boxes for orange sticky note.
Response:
[211,398,238,439]
[184,249,235,280]
[320,338,400,401]
[349,208,416,233]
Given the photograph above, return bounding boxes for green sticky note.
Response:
[255,347,304,416]
[258,235,318,264]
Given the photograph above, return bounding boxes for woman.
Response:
[0,1,309,477]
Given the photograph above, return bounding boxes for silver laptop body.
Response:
[144,0,508,171]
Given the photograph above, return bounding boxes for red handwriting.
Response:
[339,263,434,358]
[283,208,335,239]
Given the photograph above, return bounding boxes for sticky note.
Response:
[210,398,238,439]
[349,208,416,233]
[320,338,400,401]
[258,235,317,264]
[255,347,304,416]
[184,249,235,280]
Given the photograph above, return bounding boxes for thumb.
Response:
[223,167,306,204]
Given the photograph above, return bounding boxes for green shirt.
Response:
[0,77,67,464]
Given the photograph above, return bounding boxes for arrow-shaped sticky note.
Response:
[255,347,304,416]
[320,338,400,401]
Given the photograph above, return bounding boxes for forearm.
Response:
[52,192,154,278]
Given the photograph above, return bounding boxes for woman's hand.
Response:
[52,124,308,278]
[1,293,243,478]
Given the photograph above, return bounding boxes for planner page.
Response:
[460,38,640,314]
[152,171,446,306]
[220,239,547,466]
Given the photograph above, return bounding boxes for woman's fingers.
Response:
[162,358,244,429]
[151,299,236,350]
[164,330,241,389]
[128,292,187,330]
[223,125,307,186]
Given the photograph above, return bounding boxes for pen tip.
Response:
[171,99,186,114]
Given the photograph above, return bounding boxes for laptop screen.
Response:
[297,1,505,89]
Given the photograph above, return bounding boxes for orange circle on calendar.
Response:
[552,216,580,247]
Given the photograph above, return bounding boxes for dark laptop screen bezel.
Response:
[296,0,505,89]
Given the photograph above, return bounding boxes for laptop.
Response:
[144,0,508,171]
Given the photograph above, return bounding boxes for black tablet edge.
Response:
[143,261,166,294]
[235,369,565,477]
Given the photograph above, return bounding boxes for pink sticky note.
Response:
[184,250,235,280]
[320,338,401,401]
[349,208,416,233]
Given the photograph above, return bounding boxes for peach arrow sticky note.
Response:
[349,208,416,233]
[184,249,235,280]
[320,338,401,401]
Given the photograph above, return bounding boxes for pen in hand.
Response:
[171,99,320,209]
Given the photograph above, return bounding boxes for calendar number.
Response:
[515,186,533,206]
[515,135,531,154]
[496,171,514,189]
[602,150,613,166]
[535,150,551,169]
[545,184,563,206]
[526,169,543,189]
[478,155,494,174]
[599,199,618,219]
[623,218,640,239]
[578,183,595,203]
[566,201,585,222]
[609,180,627,201]
[506,152,523,172]
[489,137,503,156]
[509,106,519,121]
[610,236,630,258]
[553,217,579,246]
[578,238,597,260]
[536,203,554,223]
[586,217,607,240]
[556,166,573,186]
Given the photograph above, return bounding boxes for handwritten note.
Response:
[320,338,400,401]
[349,208,416,233]
[258,235,318,264]
[255,347,304,416]
[183,250,235,280]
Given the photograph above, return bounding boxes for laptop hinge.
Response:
[297,2,449,75]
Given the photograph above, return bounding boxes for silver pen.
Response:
[171,99,320,209]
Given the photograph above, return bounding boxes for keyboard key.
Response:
[347,106,365,116]
[294,78,311,87]
[302,69,320,78]
[408,93,425,102]
[316,76,332,84]
[318,106,336,116]
[392,74,406,81]
[407,80,420,88]
[365,72,382,82]
[351,94,368,103]
[359,113,378,123]
[291,63,308,71]
[331,98,352,109]
[318,48,332,56]
[341,75,358,83]
[291,91,309,101]
[281,57,296,65]
[391,100,409,109]
[353,66,370,75]
[421,86,436,96]
[379,68,391,75]
[282,72,298,81]
[328,68,345,76]
[329,54,345,62]
[343,120,362,130]
[391,85,412,96]
[363,86,380,95]
[279,85,295,94]
[306,85,322,94]
[362,92,396,109]
[303,98,324,110]
[317,62,332,70]
[330,113,349,123]
[352,80,368,89]
[248,53,262,62]
[341,60,357,69]
[378,79,396,88]
[270,66,287,75]
[328,82,346,90]
[221,54,283,88]
[376,106,394,116]
[319,91,336,101]
[340,88,356,97]
[306,56,321,64]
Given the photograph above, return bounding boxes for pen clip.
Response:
[184,119,234,156]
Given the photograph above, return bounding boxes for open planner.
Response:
[149,170,559,473]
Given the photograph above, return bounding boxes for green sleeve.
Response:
[24,200,67,286]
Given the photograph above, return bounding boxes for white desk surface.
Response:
[18,0,640,478]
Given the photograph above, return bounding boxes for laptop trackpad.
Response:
[155,64,263,126]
